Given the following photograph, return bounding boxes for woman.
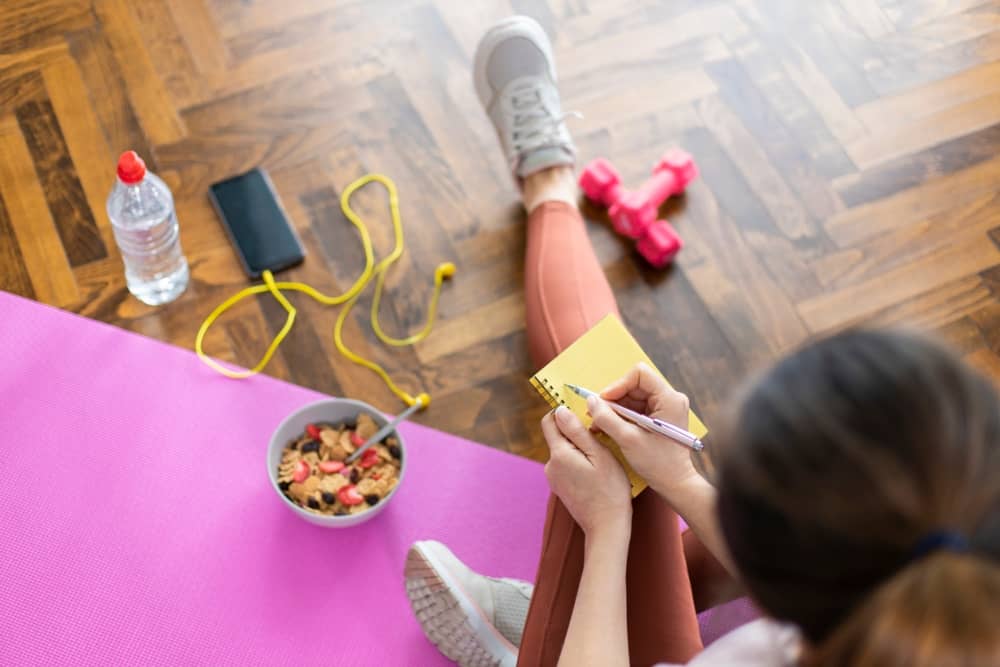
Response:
[404,16,1000,666]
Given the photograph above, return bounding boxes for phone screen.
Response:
[209,169,304,278]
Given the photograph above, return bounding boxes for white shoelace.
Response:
[506,81,580,163]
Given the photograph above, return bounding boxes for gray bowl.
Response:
[267,398,406,527]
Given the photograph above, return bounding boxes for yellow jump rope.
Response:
[194,173,455,409]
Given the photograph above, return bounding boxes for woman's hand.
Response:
[541,406,632,538]
[588,362,701,503]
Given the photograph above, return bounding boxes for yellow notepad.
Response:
[530,314,708,496]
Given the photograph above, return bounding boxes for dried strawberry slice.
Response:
[306,424,321,440]
[359,448,379,469]
[350,431,365,447]
[292,460,311,483]
[318,460,345,474]
[338,484,364,506]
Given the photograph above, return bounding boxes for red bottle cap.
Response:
[116,151,147,184]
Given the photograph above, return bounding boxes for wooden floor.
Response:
[2,0,999,461]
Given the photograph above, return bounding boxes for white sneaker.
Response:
[473,16,578,181]
[405,540,533,667]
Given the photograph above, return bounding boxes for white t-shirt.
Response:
[656,619,800,666]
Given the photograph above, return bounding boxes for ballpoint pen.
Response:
[564,383,704,451]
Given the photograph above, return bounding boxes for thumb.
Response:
[588,395,643,447]
[554,406,602,458]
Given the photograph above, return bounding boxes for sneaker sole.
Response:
[472,15,557,111]
[405,543,517,667]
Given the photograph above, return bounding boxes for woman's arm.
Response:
[540,407,633,667]
[589,364,737,576]
[559,521,631,667]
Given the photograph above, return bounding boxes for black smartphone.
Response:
[209,168,304,279]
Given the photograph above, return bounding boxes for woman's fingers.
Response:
[601,363,670,403]
[541,410,573,455]
[602,363,690,422]
[588,395,643,447]
[553,406,603,459]
[600,364,648,401]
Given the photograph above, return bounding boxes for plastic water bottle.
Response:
[106,151,189,306]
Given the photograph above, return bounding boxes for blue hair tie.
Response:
[911,530,969,559]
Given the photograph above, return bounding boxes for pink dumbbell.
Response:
[608,149,697,239]
[578,157,627,209]
[579,149,697,268]
[636,220,683,268]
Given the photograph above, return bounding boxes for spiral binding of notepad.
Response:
[529,376,567,409]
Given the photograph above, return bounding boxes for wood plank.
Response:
[847,90,1000,169]
[815,192,1000,289]
[854,60,1000,132]
[42,55,118,250]
[128,0,205,108]
[881,0,992,30]
[15,97,107,266]
[297,185,373,298]
[678,128,811,362]
[865,27,1000,98]
[825,152,1000,247]
[208,0,375,40]
[798,234,1000,333]
[866,275,994,331]
[612,260,747,423]
[93,0,187,144]
[152,120,358,200]
[695,92,811,240]
[0,0,92,52]
[190,35,391,111]
[968,269,1000,356]
[838,0,895,38]
[937,312,991,357]
[965,346,1000,385]
[0,115,77,305]
[693,95,832,302]
[878,3,1000,56]
[0,70,44,110]
[419,330,532,398]
[835,122,1000,208]
[181,66,373,138]
[257,291,345,398]
[416,293,525,364]
[0,41,69,81]
[391,4,516,219]
[66,25,155,165]
[705,57,844,223]
[742,0,879,106]
[167,0,229,75]
[0,181,35,298]
[220,309,290,378]
[725,35,856,180]
[772,41,868,147]
[559,3,745,82]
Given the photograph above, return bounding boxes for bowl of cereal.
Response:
[267,398,406,527]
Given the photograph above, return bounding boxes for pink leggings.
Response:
[518,202,730,666]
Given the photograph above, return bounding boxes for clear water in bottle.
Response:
[106,151,189,306]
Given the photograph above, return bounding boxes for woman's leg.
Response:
[516,167,703,666]
[683,529,746,612]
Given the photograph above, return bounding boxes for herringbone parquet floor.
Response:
[2,0,999,461]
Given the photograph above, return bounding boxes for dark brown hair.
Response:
[716,329,1000,665]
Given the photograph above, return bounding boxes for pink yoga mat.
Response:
[0,291,551,666]
[0,291,755,665]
